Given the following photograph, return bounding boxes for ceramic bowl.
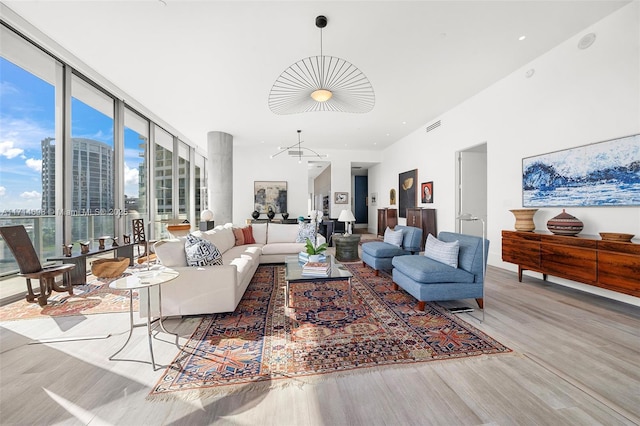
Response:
[599,232,635,242]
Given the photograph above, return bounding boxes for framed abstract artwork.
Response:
[398,169,417,218]
[370,192,377,206]
[421,181,433,203]
[254,181,287,213]
[334,192,348,204]
[522,134,640,207]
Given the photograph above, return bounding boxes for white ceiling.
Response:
[3,1,630,153]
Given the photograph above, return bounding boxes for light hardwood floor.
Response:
[1,247,639,425]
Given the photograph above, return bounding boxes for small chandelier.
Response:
[268,15,375,115]
[270,130,328,163]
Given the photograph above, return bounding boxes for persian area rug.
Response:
[0,274,137,321]
[149,263,511,400]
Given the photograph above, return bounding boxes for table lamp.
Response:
[338,209,356,235]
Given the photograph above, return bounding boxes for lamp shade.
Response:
[338,209,356,223]
[201,210,214,222]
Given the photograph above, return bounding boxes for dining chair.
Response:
[0,225,74,306]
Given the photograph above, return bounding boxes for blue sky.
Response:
[0,57,143,212]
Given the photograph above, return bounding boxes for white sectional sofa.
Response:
[140,222,323,317]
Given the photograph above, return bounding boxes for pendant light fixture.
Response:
[268,15,375,114]
[270,130,328,163]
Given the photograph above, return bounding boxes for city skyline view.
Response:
[0,57,144,214]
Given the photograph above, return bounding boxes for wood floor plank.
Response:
[1,254,639,425]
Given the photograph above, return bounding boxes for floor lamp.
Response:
[457,213,486,323]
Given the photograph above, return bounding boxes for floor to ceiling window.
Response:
[177,141,190,222]
[70,75,115,242]
[124,107,150,235]
[154,126,173,238]
[0,21,205,293]
[0,25,61,275]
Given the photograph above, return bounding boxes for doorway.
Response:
[455,143,487,237]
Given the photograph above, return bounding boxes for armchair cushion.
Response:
[424,234,460,268]
[392,255,474,283]
[362,241,406,258]
[383,227,403,247]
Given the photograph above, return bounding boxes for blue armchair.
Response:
[391,232,489,311]
[361,225,422,275]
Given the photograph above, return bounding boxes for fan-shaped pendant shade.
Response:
[268,55,375,114]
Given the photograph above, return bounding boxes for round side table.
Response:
[333,234,361,262]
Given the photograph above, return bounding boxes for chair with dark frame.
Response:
[131,218,156,264]
[0,225,75,306]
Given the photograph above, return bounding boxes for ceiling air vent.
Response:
[426,120,441,133]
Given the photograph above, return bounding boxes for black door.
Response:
[354,176,368,225]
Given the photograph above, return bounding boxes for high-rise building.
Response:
[41,137,114,213]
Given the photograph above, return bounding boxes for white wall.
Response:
[369,2,640,305]
[233,143,380,224]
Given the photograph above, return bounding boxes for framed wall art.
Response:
[522,134,640,207]
[421,181,433,203]
[254,181,287,213]
[334,192,348,204]
[389,189,396,205]
[370,192,377,206]
[398,169,417,218]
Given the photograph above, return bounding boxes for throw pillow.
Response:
[296,222,316,243]
[232,228,245,246]
[424,234,460,268]
[242,226,256,244]
[383,227,403,247]
[184,234,223,267]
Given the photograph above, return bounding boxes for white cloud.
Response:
[25,158,43,173]
[20,190,41,200]
[0,186,6,196]
[0,117,54,152]
[124,162,139,186]
[0,140,25,159]
[0,81,20,96]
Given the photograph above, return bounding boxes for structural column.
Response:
[207,131,233,225]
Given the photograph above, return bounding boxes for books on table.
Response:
[301,261,331,277]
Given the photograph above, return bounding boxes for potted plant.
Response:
[305,238,327,262]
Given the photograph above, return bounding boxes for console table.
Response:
[48,243,134,285]
[502,230,640,297]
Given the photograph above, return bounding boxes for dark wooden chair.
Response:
[132,218,156,263]
[0,225,74,306]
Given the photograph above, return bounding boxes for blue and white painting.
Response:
[522,134,640,207]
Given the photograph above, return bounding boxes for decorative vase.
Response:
[547,209,583,236]
[282,212,289,220]
[251,210,260,220]
[267,208,275,221]
[509,209,538,232]
[309,254,322,262]
[62,244,73,257]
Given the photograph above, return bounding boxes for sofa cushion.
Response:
[424,234,459,268]
[392,255,475,284]
[185,234,223,267]
[268,223,300,243]
[296,222,316,243]
[362,241,406,258]
[153,238,188,267]
[202,227,235,254]
[261,242,305,255]
[242,225,256,244]
[383,227,403,247]
[252,223,267,244]
[233,228,245,246]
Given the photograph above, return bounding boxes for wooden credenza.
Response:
[502,230,640,297]
[406,208,437,250]
[377,208,398,236]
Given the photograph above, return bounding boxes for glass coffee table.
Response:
[284,255,353,309]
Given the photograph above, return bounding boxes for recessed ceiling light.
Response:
[578,33,596,50]
[525,68,535,78]
[518,35,526,41]
[386,133,390,136]
[402,121,407,125]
